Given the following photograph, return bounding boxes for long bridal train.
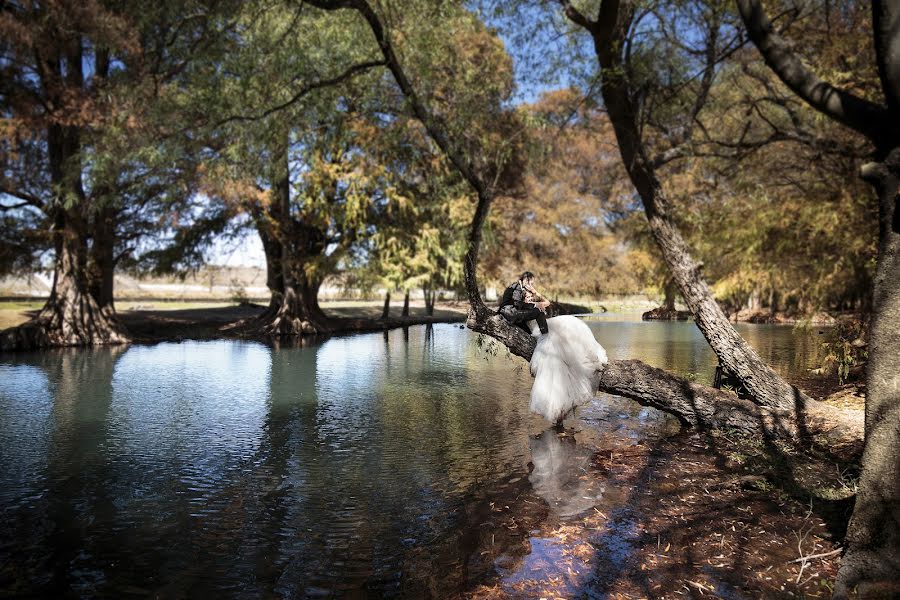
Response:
[528,315,608,426]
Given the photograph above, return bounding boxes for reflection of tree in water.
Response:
[0,347,125,596]
[1,326,644,596]
[247,325,540,595]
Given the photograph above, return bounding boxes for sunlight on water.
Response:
[0,321,828,596]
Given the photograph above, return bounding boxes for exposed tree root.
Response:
[225,289,333,336]
[1,288,128,352]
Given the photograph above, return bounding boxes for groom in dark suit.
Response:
[498,271,550,334]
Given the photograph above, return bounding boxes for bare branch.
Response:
[0,185,45,210]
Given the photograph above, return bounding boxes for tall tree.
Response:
[552,0,821,415]
[0,0,240,350]
[735,0,900,593]
[304,0,863,456]
[187,1,386,335]
[0,2,132,349]
[303,0,524,322]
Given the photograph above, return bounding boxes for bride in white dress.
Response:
[528,315,608,427]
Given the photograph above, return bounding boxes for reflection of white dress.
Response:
[528,315,608,423]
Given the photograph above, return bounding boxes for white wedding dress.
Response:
[528,315,608,424]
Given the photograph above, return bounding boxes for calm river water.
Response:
[0,318,828,598]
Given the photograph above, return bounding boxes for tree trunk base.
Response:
[1,292,128,352]
[228,291,332,336]
[833,546,900,600]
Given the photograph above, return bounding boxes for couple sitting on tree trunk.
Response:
[498,271,609,428]
[498,271,551,334]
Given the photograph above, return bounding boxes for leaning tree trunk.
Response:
[308,0,863,458]
[587,11,814,415]
[834,151,900,597]
[466,309,862,456]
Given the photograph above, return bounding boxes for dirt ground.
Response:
[461,374,870,600]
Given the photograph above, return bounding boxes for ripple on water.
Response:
[0,322,825,596]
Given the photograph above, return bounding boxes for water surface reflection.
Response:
[0,321,826,596]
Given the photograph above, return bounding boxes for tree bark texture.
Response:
[1,207,128,351]
[88,203,117,311]
[250,193,286,323]
[834,152,900,598]
[2,126,127,350]
[237,137,333,336]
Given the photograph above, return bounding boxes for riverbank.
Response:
[466,427,855,599]
[0,300,469,343]
[462,373,866,598]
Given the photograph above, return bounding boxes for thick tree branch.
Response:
[557,0,596,32]
[0,185,45,210]
[466,311,863,456]
[304,0,488,201]
[736,0,890,145]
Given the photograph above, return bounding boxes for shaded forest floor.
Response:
[465,429,859,599]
